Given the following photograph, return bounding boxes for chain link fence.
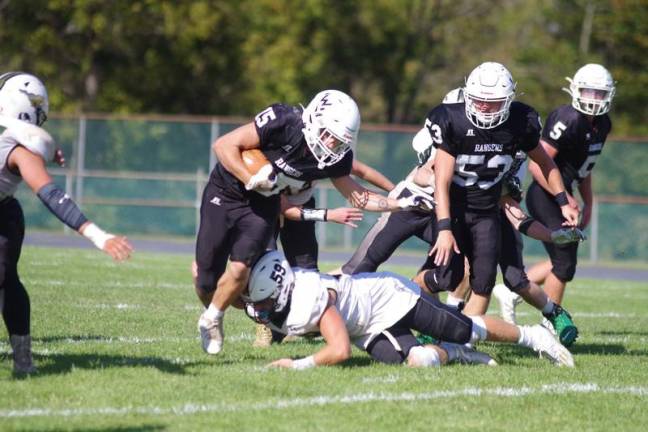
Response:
[14,114,648,263]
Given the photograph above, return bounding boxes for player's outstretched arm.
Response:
[9,146,132,261]
[280,196,363,227]
[267,304,351,369]
[332,175,432,213]
[500,195,585,244]
[351,160,395,192]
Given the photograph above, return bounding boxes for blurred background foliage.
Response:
[1,0,646,135]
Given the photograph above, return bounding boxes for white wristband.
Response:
[292,355,316,370]
[82,223,114,250]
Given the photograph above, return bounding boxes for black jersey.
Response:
[210,103,353,200]
[541,104,612,189]
[426,102,541,210]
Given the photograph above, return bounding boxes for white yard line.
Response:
[1,382,646,418]
[510,311,644,319]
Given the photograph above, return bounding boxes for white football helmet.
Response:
[244,251,295,324]
[302,89,360,169]
[563,64,615,116]
[0,72,49,126]
[463,62,516,129]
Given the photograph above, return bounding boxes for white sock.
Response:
[204,304,224,320]
[517,325,532,348]
[542,300,555,315]
[446,294,463,308]
[469,316,488,344]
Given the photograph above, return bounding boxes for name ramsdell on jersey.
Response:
[474,143,503,152]
[275,158,303,177]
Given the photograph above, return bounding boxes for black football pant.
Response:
[0,197,30,336]
[366,291,473,364]
[526,181,578,282]
[194,182,280,295]
[424,208,500,295]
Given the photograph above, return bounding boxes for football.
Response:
[242,149,271,175]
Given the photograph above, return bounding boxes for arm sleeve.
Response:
[37,183,88,231]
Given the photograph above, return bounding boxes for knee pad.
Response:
[406,345,441,368]
[551,260,576,282]
[503,266,529,293]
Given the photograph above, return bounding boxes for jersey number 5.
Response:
[549,121,567,140]
[255,107,277,128]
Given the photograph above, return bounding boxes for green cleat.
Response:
[544,305,579,347]
[416,333,438,345]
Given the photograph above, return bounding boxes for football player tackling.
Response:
[243,251,574,369]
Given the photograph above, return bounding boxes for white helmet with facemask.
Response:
[0,72,49,126]
[563,64,615,116]
[244,251,295,325]
[302,89,360,169]
[463,62,516,129]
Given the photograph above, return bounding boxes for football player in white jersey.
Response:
[252,160,394,347]
[242,251,574,369]
[0,72,132,373]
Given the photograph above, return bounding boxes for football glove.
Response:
[551,227,587,244]
[397,194,435,212]
[245,164,277,192]
[502,173,523,203]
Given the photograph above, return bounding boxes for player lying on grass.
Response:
[242,251,574,369]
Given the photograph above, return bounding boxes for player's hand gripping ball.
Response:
[242,149,277,192]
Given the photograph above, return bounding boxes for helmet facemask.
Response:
[302,90,360,169]
[463,62,516,129]
[563,63,615,116]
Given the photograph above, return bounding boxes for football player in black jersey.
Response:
[195,89,431,355]
[522,64,615,325]
[427,62,579,317]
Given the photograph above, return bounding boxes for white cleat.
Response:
[440,342,498,366]
[198,313,224,355]
[492,283,522,324]
[525,324,574,367]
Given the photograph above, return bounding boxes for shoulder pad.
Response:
[442,88,464,104]
[0,115,55,162]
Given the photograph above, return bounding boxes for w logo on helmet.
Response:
[315,93,334,112]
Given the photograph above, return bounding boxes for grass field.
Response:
[1,247,647,431]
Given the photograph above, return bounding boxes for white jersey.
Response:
[0,130,23,200]
[273,269,420,349]
[283,180,316,206]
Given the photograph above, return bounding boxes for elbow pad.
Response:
[36,183,88,231]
